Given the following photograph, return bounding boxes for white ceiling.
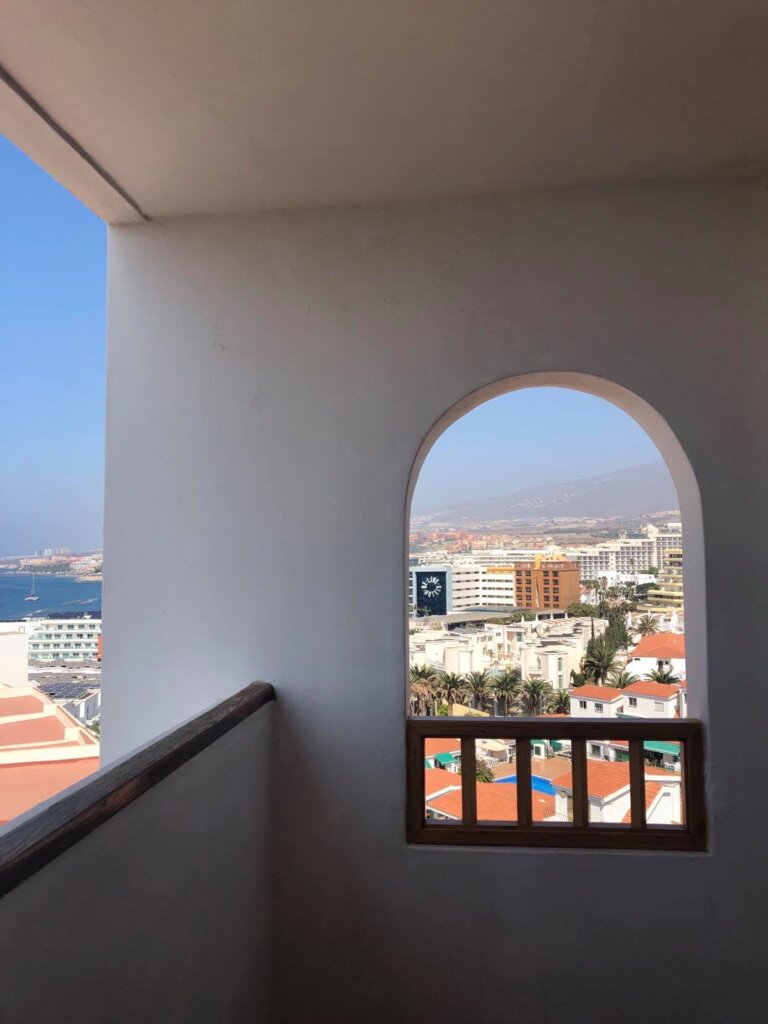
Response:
[2,0,767,223]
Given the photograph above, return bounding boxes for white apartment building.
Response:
[626,633,686,679]
[409,626,484,674]
[410,621,518,673]
[0,622,30,687]
[63,688,101,725]
[27,618,102,663]
[513,618,603,689]
[621,680,681,719]
[410,617,600,682]
[565,523,683,579]
[569,685,624,718]
[553,761,682,825]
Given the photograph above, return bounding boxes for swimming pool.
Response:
[495,774,557,796]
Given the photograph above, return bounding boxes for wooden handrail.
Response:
[0,681,275,898]
[408,716,706,851]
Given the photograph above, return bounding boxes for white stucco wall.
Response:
[0,624,29,687]
[0,704,273,1024]
[102,183,767,1022]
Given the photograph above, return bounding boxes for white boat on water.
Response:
[24,576,40,602]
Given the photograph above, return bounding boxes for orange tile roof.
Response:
[623,680,679,699]
[0,757,99,824]
[427,780,555,822]
[553,760,676,801]
[0,717,65,746]
[570,684,623,702]
[0,686,100,825]
[0,694,45,717]
[620,782,665,823]
[424,737,461,758]
[552,760,631,800]
[629,633,685,660]
[423,768,461,798]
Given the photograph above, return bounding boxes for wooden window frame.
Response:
[407,717,706,851]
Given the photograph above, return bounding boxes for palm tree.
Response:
[646,667,681,684]
[492,667,521,716]
[436,671,468,713]
[409,664,438,714]
[547,688,570,714]
[465,669,493,712]
[518,677,553,716]
[409,678,430,715]
[582,634,620,685]
[608,669,639,689]
[636,613,659,637]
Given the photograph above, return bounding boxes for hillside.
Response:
[411,463,678,527]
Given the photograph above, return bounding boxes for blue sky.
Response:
[412,388,664,511]
[0,137,106,555]
[0,136,664,549]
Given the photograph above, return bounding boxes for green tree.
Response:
[570,669,586,688]
[547,688,571,714]
[475,763,495,783]
[583,634,620,685]
[636,613,659,637]
[646,667,681,684]
[608,669,639,689]
[566,601,591,617]
[605,608,630,649]
[466,669,493,711]
[518,677,553,716]
[492,667,521,716]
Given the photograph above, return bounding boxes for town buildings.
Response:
[424,759,682,827]
[27,617,102,664]
[484,559,580,610]
[409,615,603,685]
[33,679,102,727]
[568,679,686,722]
[626,632,686,679]
[569,684,625,718]
[551,760,681,825]
[644,549,685,612]
[564,522,683,579]
[409,523,683,613]
[409,555,580,613]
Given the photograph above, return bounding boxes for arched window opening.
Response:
[405,378,706,850]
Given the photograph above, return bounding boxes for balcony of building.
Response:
[1,2,768,1022]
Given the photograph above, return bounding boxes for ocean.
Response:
[0,574,102,621]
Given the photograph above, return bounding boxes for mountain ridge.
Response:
[412,463,678,526]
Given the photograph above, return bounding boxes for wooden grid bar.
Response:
[629,739,647,830]
[515,739,532,827]
[407,717,706,852]
[460,737,477,827]
[570,739,589,828]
